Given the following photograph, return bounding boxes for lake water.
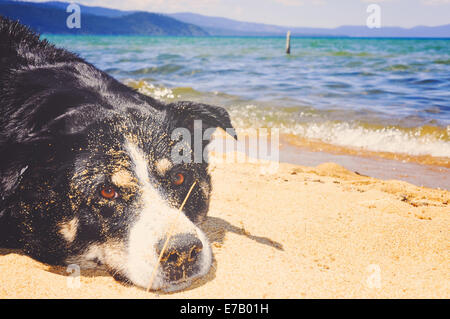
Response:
[44,35,450,183]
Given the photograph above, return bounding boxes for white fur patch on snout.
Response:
[123,141,212,291]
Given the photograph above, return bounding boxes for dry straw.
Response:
[146,180,198,292]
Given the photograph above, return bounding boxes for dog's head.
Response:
[0,17,238,292]
[12,95,235,291]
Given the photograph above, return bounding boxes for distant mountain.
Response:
[0,1,208,36]
[168,12,450,38]
[332,25,450,38]
[1,1,448,37]
[35,1,135,17]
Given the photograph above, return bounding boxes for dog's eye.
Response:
[100,186,119,199]
[172,173,185,186]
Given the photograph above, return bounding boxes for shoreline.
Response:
[279,138,450,190]
[0,154,448,298]
[210,132,450,190]
[281,133,450,169]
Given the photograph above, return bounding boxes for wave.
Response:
[126,79,178,99]
[126,79,226,101]
[228,105,450,159]
[382,64,411,71]
[285,122,450,158]
[124,80,450,161]
[327,51,372,57]
[130,64,184,75]
[434,59,450,65]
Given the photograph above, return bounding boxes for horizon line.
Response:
[15,0,450,30]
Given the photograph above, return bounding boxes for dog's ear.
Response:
[167,101,237,141]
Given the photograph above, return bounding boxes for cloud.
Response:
[274,0,304,6]
[421,0,450,5]
[360,0,396,3]
[362,0,449,3]
[273,0,325,6]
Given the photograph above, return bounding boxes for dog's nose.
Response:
[156,234,203,281]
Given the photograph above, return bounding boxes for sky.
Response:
[23,0,450,28]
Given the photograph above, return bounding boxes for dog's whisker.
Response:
[146,180,197,293]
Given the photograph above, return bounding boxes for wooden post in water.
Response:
[286,31,291,55]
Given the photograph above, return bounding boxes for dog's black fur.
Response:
[0,16,235,290]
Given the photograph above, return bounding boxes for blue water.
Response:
[44,35,450,158]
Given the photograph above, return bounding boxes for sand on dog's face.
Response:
[12,114,214,292]
[62,118,213,292]
[0,154,449,298]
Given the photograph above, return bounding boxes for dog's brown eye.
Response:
[172,173,185,186]
[100,186,118,199]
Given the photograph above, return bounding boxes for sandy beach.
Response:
[0,0,449,302]
[0,151,448,299]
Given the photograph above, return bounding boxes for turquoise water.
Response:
[44,35,450,159]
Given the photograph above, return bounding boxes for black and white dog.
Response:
[0,17,235,291]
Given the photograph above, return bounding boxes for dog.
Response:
[0,16,236,292]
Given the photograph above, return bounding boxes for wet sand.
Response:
[279,140,450,190]
[216,133,450,190]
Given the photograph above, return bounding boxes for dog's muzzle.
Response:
[156,233,203,282]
